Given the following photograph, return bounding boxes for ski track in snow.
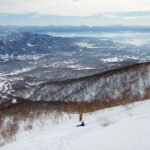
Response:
[2,100,150,150]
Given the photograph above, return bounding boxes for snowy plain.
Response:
[2,99,150,150]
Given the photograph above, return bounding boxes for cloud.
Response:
[31,13,41,18]
[103,14,119,18]
[0,0,150,16]
[123,16,138,20]
[123,14,150,20]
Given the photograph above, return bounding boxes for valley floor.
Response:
[2,99,150,150]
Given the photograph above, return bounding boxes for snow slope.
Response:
[2,100,150,150]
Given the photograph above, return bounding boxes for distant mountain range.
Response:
[1,25,150,37]
[0,32,76,56]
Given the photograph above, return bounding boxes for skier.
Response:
[76,121,85,127]
[79,114,83,121]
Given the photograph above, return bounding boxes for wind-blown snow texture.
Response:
[2,99,150,150]
[30,63,150,102]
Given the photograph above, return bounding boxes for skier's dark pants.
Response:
[77,125,84,127]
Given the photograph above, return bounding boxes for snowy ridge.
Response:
[30,62,150,102]
[1,62,150,104]
[0,80,12,98]
[2,99,150,150]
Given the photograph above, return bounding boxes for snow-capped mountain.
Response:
[0,32,76,58]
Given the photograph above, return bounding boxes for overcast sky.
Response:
[0,0,150,26]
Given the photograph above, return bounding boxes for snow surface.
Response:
[120,39,150,46]
[0,80,11,94]
[2,99,150,150]
[27,43,34,47]
[7,67,35,76]
[67,64,96,70]
[16,54,49,61]
[75,42,97,48]
[102,57,123,62]
[0,81,5,91]
[0,54,11,62]
[12,99,17,104]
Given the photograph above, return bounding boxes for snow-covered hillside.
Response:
[2,99,150,150]
[0,78,33,103]
[30,62,150,102]
[0,79,13,104]
[0,62,150,107]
